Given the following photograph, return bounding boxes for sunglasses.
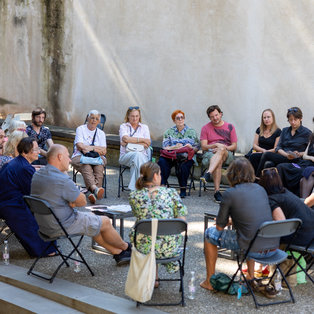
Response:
[128,106,139,110]
[288,108,298,113]
[261,167,278,176]
[175,116,184,120]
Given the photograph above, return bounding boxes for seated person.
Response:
[71,110,107,204]
[8,119,27,134]
[31,144,131,265]
[129,162,187,285]
[119,106,151,191]
[256,107,311,177]
[260,167,314,246]
[200,105,237,202]
[200,158,279,292]
[0,137,56,257]
[158,110,200,198]
[0,130,28,170]
[247,109,281,174]
[277,130,313,196]
[26,108,54,165]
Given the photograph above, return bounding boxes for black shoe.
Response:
[214,191,223,203]
[113,243,132,266]
[200,172,211,183]
[179,188,186,198]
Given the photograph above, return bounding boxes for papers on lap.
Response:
[86,205,132,213]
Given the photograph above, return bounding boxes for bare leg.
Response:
[200,241,218,291]
[246,259,255,280]
[300,175,314,199]
[155,266,159,288]
[93,217,128,255]
[207,148,228,191]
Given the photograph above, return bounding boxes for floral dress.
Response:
[129,187,187,273]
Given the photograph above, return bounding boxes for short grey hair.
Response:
[88,110,100,117]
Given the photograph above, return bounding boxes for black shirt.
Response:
[256,127,281,151]
[268,189,314,246]
[276,125,311,153]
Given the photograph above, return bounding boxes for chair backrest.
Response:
[134,218,187,236]
[84,113,106,130]
[257,218,302,238]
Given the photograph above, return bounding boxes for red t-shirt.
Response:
[200,121,237,146]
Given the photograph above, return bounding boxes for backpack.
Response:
[210,273,248,295]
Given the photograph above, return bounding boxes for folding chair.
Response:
[118,165,130,197]
[23,196,94,283]
[0,219,14,246]
[166,164,196,196]
[225,218,302,308]
[285,236,314,285]
[134,218,188,307]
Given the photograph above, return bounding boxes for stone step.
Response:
[0,281,82,313]
[0,264,164,314]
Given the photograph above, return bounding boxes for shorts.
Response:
[66,212,102,237]
[202,150,234,168]
[205,227,240,251]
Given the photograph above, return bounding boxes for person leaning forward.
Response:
[71,110,107,204]
[200,105,237,203]
[31,144,131,265]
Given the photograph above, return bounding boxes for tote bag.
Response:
[125,218,158,303]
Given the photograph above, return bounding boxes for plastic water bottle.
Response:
[188,271,196,299]
[3,240,9,265]
[74,253,81,273]
[274,269,282,294]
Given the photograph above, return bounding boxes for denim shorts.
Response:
[205,227,240,251]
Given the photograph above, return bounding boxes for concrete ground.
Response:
[3,166,313,313]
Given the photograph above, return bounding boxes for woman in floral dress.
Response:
[129,162,187,285]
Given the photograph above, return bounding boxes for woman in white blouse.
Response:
[119,106,151,190]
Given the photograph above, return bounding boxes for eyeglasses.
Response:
[261,167,278,176]
[175,116,184,120]
[32,148,40,152]
[128,106,139,110]
[288,108,298,113]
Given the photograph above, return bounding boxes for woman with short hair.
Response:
[119,106,151,190]
[158,110,200,198]
[0,137,56,257]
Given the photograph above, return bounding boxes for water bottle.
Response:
[188,271,196,300]
[274,269,282,294]
[3,240,9,265]
[74,252,81,273]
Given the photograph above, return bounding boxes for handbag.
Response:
[82,128,100,158]
[160,146,195,161]
[80,155,104,165]
[125,219,158,303]
[126,143,145,152]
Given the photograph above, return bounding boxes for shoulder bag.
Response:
[82,128,100,158]
[125,125,145,153]
[125,218,158,303]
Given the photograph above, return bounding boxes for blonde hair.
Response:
[4,130,28,156]
[8,119,27,135]
[124,107,142,123]
[259,109,278,136]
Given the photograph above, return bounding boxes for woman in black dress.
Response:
[247,109,281,174]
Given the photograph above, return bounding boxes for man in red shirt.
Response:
[200,105,237,202]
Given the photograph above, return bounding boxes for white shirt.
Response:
[72,124,107,158]
[119,122,151,157]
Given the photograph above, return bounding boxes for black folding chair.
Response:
[285,235,314,285]
[23,196,94,283]
[118,165,130,197]
[133,218,188,307]
[225,218,302,308]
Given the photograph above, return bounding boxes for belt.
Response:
[257,248,276,254]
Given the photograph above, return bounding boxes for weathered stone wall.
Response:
[0,0,313,152]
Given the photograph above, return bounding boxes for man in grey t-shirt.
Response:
[31,144,131,265]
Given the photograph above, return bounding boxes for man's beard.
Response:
[33,120,43,127]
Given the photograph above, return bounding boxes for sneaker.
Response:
[214,191,223,203]
[88,193,96,204]
[179,188,186,198]
[113,243,132,266]
[94,187,104,200]
[200,172,211,184]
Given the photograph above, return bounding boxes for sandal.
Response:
[249,280,277,299]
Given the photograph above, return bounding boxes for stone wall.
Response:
[0,0,313,152]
